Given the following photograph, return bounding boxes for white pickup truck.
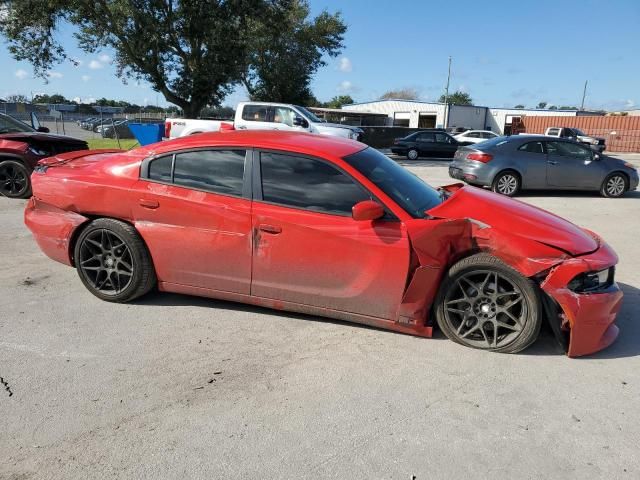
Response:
[544,127,606,153]
[165,102,363,140]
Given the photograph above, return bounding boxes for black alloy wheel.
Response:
[0,161,31,198]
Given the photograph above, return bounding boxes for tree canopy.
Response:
[314,95,354,109]
[379,87,420,101]
[438,90,473,105]
[0,0,345,117]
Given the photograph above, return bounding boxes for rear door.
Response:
[434,132,459,157]
[515,140,547,188]
[250,150,410,320]
[545,141,602,188]
[132,149,253,293]
[415,132,436,156]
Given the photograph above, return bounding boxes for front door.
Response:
[545,141,602,188]
[251,151,410,320]
[132,149,252,294]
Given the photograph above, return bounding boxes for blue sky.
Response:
[1,0,638,110]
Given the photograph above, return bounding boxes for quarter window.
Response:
[260,152,370,215]
[241,105,269,122]
[518,141,544,154]
[148,155,173,182]
[172,150,246,196]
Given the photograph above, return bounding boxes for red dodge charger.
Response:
[25,131,622,356]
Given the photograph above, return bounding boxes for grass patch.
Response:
[87,138,139,150]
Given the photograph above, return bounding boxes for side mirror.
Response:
[37,126,50,133]
[352,200,385,221]
[593,153,601,161]
[293,116,309,128]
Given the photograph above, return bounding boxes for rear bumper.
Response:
[541,241,622,357]
[448,161,494,186]
[24,198,88,266]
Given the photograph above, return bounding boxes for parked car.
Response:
[0,112,88,198]
[544,127,606,153]
[101,120,134,139]
[164,101,363,140]
[454,130,499,145]
[391,130,460,159]
[25,131,622,357]
[80,118,98,129]
[449,135,638,197]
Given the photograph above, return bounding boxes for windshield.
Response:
[343,147,443,218]
[0,114,35,134]
[295,106,324,123]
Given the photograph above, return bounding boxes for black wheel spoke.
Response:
[78,229,134,296]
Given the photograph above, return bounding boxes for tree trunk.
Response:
[182,101,204,119]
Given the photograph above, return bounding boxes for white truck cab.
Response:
[165,102,363,140]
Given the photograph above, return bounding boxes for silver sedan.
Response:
[448,135,639,197]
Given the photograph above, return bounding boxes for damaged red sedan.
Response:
[25,131,622,357]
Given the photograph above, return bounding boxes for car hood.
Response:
[315,122,361,133]
[0,132,86,145]
[427,185,598,256]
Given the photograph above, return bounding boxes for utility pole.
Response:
[443,56,452,128]
[580,80,588,111]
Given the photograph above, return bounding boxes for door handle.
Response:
[139,199,159,209]
[258,224,282,234]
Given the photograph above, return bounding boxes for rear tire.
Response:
[74,218,156,302]
[435,253,542,354]
[600,173,627,198]
[492,170,520,196]
[407,149,419,160]
[0,160,31,198]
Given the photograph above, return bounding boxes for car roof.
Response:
[138,130,366,158]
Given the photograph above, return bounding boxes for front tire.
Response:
[492,170,520,196]
[600,173,627,198]
[435,253,542,354]
[74,218,156,302]
[0,160,31,198]
[407,149,419,160]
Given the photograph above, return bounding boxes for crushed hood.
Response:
[426,185,598,256]
[0,131,86,145]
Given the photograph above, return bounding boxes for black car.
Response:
[391,130,461,160]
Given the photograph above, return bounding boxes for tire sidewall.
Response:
[435,254,541,354]
[0,160,32,199]
[74,219,152,302]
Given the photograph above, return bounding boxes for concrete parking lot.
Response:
[1,154,640,479]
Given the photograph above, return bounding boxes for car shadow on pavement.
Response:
[133,283,639,359]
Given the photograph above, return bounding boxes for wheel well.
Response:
[0,155,26,166]
[492,168,521,185]
[607,170,630,185]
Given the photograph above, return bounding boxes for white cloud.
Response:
[625,99,636,109]
[89,60,103,69]
[338,57,352,73]
[15,69,28,80]
[47,71,63,79]
[98,54,112,64]
[337,80,353,93]
[81,75,91,82]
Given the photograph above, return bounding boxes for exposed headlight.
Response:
[567,267,614,293]
[28,146,50,156]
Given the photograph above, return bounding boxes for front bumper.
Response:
[541,240,622,357]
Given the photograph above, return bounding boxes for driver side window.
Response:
[273,107,296,127]
[546,141,592,160]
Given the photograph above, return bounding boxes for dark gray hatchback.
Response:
[448,135,639,197]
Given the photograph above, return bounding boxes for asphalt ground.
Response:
[1,153,639,479]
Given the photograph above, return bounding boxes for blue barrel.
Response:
[128,123,164,146]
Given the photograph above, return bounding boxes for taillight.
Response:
[466,152,493,163]
[164,121,171,138]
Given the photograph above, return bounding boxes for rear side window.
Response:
[435,133,454,144]
[148,155,173,182]
[518,141,544,154]
[547,128,560,136]
[173,150,246,196]
[259,152,370,215]
[416,133,435,142]
[242,105,269,122]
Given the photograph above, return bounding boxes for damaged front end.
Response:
[400,184,621,357]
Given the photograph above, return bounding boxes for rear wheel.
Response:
[0,160,31,198]
[600,173,627,198]
[435,254,542,354]
[407,148,419,160]
[492,170,520,196]
[74,218,156,302]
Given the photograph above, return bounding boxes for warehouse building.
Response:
[341,100,601,135]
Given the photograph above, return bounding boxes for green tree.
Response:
[514,104,525,108]
[33,93,70,104]
[243,1,346,105]
[318,95,354,108]
[0,1,336,117]
[5,94,30,103]
[548,105,558,110]
[536,101,547,109]
[438,90,472,105]
[379,87,419,101]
